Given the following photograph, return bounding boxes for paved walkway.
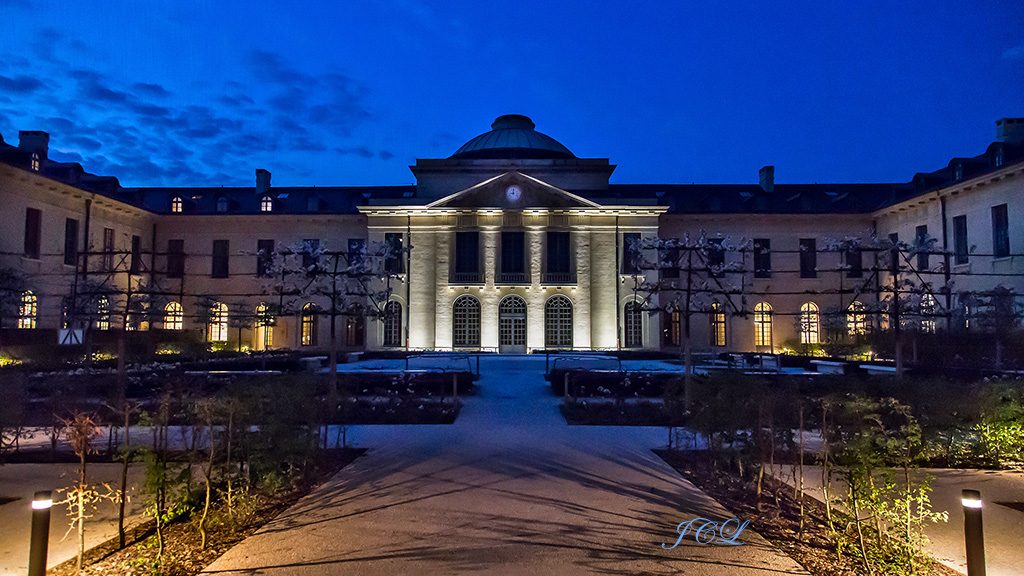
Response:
[204,356,807,575]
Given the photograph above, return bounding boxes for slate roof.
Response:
[451,115,576,160]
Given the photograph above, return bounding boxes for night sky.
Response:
[1,1,1021,188]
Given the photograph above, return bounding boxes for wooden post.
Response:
[564,372,570,402]
[452,372,458,400]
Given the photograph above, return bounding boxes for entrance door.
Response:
[499,295,527,353]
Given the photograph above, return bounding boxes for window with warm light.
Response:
[171,196,183,213]
[800,302,820,344]
[164,301,183,330]
[97,296,110,331]
[848,301,867,336]
[208,302,228,342]
[754,302,772,347]
[18,291,37,329]
[260,195,273,212]
[255,303,273,350]
[30,152,40,171]
[710,302,726,346]
[301,303,318,346]
[921,294,937,334]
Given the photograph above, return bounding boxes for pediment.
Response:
[426,172,601,209]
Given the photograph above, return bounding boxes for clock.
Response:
[506,185,522,201]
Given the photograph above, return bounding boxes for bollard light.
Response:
[29,490,52,576]
[962,489,986,576]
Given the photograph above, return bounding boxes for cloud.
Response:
[378,150,395,160]
[0,75,44,93]
[132,82,172,98]
[1003,43,1024,60]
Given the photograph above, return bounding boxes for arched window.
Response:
[710,302,726,347]
[800,302,820,344]
[847,301,867,336]
[383,301,403,347]
[208,302,228,342]
[96,296,110,331]
[499,295,527,350]
[345,305,364,347]
[452,295,481,348]
[544,295,573,348]
[255,303,273,350]
[216,196,229,212]
[921,294,937,334]
[754,302,772,348]
[18,291,37,329]
[301,303,318,346]
[623,301,644,348]
[170,196,183,213]
[164,302,183,330]
[260,195,273,213]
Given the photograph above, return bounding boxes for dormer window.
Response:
[260,195,273,213]
[953,163,963,182]
[217,196,229,212]
[171,196,183,213]
[306,195,319,212]
[30,153,40,171]
[995,147,1004,168]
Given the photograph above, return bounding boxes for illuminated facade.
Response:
[1,116,1022,354]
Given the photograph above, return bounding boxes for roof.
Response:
[450,115,576,160]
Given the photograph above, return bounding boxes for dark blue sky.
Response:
[1,1,1021,188]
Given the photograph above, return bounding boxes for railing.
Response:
[450,272,483,284]
[542,272,575,285]
[497,272,528,284]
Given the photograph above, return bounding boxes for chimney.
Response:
[759,165,774,193]
[19,130,49,162]
[255,169,271,194]
[996,118,1024,145]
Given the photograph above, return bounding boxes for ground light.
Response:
[29,490,52,576]
[961,489,986,576]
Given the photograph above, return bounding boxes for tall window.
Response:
[257,239,275,277]
[499,296,527,348]
[452,295,481,347]
[164,302,183,330]
[623,301,643,348]
[260,195,273,212]
[30,152,40,171]
[799,239,817,278]
[255,303,273,350]
[845,245,863,278]
[212,239,229,278]
[953,215,968,265]
[301,303,318,346]
[500,231,526,281]
[24,208,41,259]
[102,228,115,271]
[707,238,725,277]
[216,196,229,212]
[383,301,402,347]
[546,231,571,282]
[18,291,37,329]
[208,302,228,342]
[64,218,79,266]
[661,248,680,279]
[921,294,937,334]
[888,233,900,276]
[130,235,142,274]
[302,239,320,274]
[754,302,772,348]
[345,306,364,347]
[915,225,929,270]
[96,296,110,331]
[454,232,479,280]
[167,239,185,278]
[622,233,641,274]
[385,233,404,274]
[800,302,820,344]
[992,204,1010,259]
[753,239,771,278]
[348,238,366,270]
[664,309,681,346]
[545,295,573,348]
[710,302,726,347]
[848,301,867,336]
[306,195,320,212]
[171,196,183,213]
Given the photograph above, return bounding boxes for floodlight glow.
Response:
[961,497,983,509]
[31,499,52,510]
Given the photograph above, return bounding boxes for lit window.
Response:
[260,195,273,213]
[800,302,820,344]
[921,294,937,334]
[710,302,726,346]
[847,301,867,336]
[171,196,183,213]
[97,297,110,331]
[18,291,37,329]
[544,295,573,348]
[208,302,228,342]
[623,301,643,348]
[164,302,183,330]
[216,197,229,212]
[255,303,273,350]
[30,153,40,171]
[301,303,318,346]
[754,302,772,348]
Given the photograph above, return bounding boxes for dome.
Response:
[451,115,575,160]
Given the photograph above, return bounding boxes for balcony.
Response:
[497,271,528,285]
[542,272,576,285]
[450,272,483,284]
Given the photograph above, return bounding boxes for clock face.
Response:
[506,185,522,201]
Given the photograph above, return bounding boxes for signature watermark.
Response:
[662,517,750,548]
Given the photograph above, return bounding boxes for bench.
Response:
[860,364,897,375]
[811,360,846,375]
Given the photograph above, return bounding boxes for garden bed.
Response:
[560,400,674,426]
[655,449,960,576]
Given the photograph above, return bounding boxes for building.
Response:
[1,115,1022,355]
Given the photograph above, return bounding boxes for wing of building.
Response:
[1,115,1022,354]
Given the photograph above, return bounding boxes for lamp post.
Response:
[29,490,52,576]
[961,489,986,576]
